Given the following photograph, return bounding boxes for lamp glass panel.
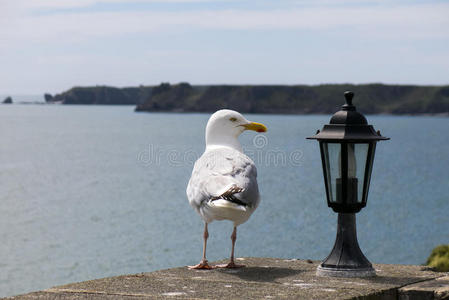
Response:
[351,143,369,203]
[363,143,376,203]
[323,143,340,203]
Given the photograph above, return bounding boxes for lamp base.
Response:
[317,213,376,278]
[316,264,375,278]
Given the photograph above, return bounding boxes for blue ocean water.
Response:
[0,105,447,297]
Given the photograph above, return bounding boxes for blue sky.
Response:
[1,0,448,95]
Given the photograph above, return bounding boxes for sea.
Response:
[0,105,447,297]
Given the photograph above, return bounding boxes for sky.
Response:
[1,0,448,95]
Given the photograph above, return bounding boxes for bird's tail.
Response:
[208,199,247,212]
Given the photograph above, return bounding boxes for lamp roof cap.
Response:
[307,91,389,142]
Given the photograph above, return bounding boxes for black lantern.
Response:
[307,91,389,277]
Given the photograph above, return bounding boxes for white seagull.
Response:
[186,109,267,269]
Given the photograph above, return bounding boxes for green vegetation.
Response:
[426,245,449,272]
[45,83,449,115]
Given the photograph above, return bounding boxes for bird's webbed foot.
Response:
[188,260,214,270]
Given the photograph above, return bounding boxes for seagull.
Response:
[186,109,267,269]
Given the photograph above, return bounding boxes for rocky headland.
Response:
[44,83,449,115]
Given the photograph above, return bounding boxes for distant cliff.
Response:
[45,86,152,105]
[46,83,449,115]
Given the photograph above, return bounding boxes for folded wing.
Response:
[187,147,260,217]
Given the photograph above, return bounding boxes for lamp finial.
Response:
[344,91,354,106]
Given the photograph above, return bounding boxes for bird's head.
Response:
[205,109,267,150]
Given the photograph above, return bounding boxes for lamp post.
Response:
[307,91,389,277]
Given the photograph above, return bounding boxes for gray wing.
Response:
[186,147,259,213]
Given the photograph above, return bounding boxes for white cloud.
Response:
[1,2,448,44]
[5,0,226,10]
[1,0,448,93]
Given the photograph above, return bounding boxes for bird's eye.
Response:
[229,117,237,122]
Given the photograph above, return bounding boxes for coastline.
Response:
[40,83,449,116]
[8,102,449,117]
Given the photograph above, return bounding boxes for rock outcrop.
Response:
[2,96,12,104]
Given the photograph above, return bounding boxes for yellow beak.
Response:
[242,122,267,133]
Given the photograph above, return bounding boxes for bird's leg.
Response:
[215,226,245,268]
[188,223,213,270]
